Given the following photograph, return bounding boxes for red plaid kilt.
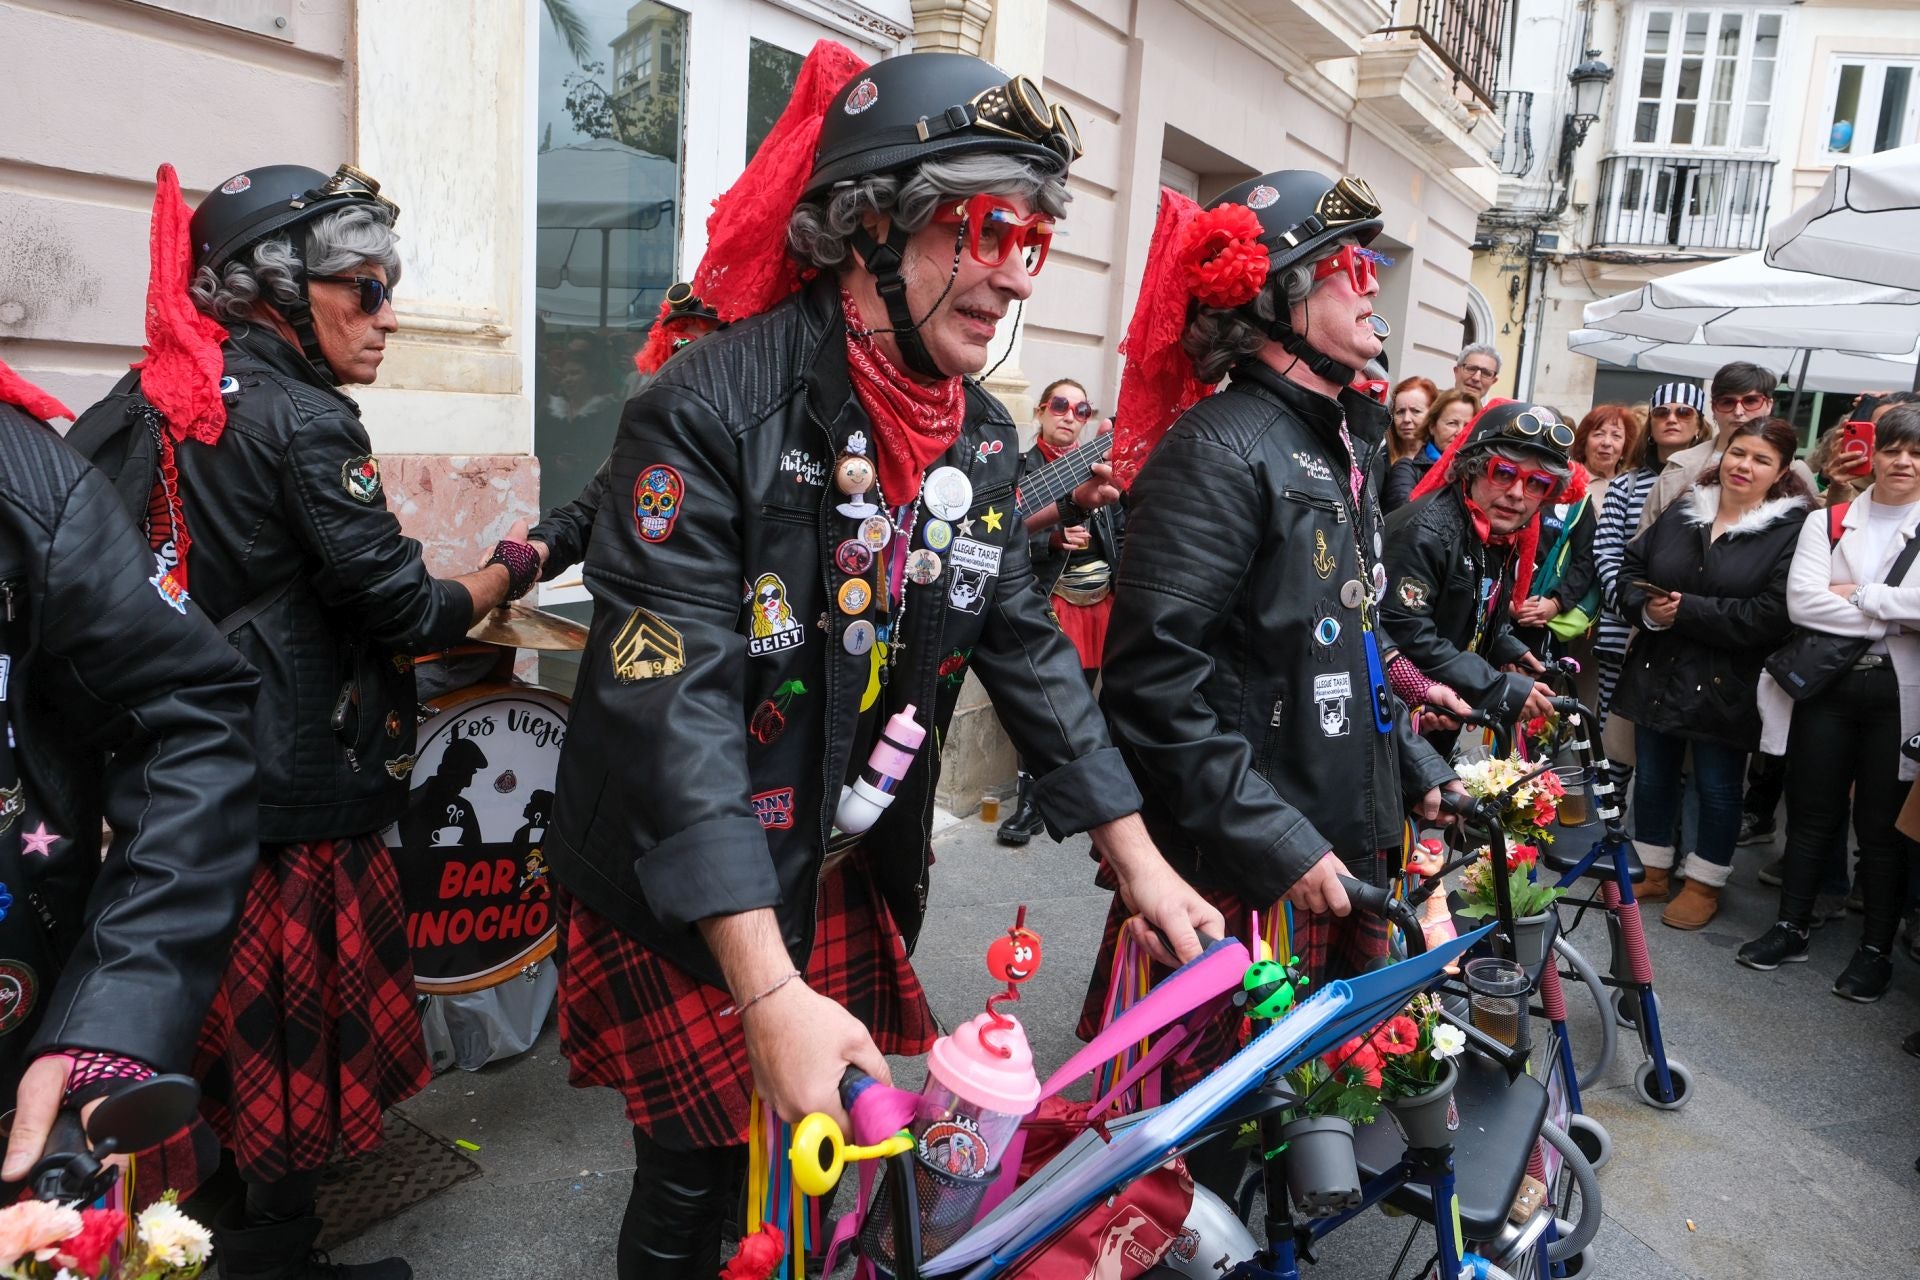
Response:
[1075,849,1390,1097]
[193,834,429,1184]
[557,851,939,1151]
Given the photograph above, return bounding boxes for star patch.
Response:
[18,824,58,858]
[981,506,1004,533]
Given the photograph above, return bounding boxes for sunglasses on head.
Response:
[1481,456,1561,499]
[1311,244,1385,294]
[1047,394,1096,422]
[1712,392,1774,413]
[309,273,394,315]
[933,194,1055,274]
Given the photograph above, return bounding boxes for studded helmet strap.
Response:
[849,223,946,381]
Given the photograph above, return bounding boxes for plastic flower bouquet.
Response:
[1372,994,1467,1099]
[1283,1037,1384,1127]
[0,1193,211,1280]
[1453,754,1567,847]
[1458,841,1567,921]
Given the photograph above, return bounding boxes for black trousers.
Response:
[620,1128,746,1280]
[1779,666,1916,950]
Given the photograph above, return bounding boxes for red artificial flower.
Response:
[1525,714,1550,738]
[1181,204,1270,309]
[1326,1035,1384,1087]
[1532,794,1558,824]
[1370,1015,1420,1056]
[1510,843,1539,868]
[56,1207,126,1275]
[720,1226,786,1280]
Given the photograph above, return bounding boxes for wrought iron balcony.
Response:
[1592,155,1775,252]
[1491,90,1534,177]
[1380,0,1511,109]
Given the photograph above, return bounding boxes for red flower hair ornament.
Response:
[1181,204,1269,310]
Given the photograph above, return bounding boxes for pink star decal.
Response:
[20,823,58,857]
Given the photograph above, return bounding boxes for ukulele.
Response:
[1014,434,1115,520]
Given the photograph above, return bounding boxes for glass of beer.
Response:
[1465,957,1531,1051]
[1553,765,1593,827]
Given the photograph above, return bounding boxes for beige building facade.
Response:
[1481,0,1920,433]
[0,0,1509,809]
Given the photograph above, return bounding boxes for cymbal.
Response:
[466,602,588,652]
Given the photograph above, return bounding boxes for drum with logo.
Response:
[382,681,568,994]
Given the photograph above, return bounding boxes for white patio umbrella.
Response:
[1580,251,1920,355]
[1766,144,1920,292]
[1568,328,1920,393]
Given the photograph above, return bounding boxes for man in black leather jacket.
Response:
[72,163,527,1280]
[1382,401,1569,734]
[547,50,1221,1278]
[1088,173,1458,1174]
[0,370,257,1184]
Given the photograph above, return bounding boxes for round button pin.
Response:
[842,619,876,655]
[1340,579,1365,610]
[922,466,973,521]
[905,548,943,585]
[922,518,953,552]
[837,577,872,615]
[835,539,873,575]
[858,515,892,550]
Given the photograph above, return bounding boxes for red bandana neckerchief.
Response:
[841,290,964,505]
[1462,492,1539,609]
[1034,436,1073,464]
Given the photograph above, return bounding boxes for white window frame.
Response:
[534,0,910,606]
[1616,4,1787,155]
[1819,55,1920,160]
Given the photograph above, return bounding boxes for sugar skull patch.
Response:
[634,464,684,543]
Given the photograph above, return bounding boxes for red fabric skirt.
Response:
[557,852,939,1152]
[193,834,430,1184]
[1051,594,1113,670]
[1075,849,1390,1096]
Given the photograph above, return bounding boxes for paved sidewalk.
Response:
[330,818,1920,1279]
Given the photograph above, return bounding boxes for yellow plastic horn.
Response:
[789,1112,913,1198]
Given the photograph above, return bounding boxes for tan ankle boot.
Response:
[1639,867,1671,904]
[1662,879,1720,930]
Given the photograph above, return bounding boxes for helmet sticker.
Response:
[1246,184,1280,210]
[844,78,879,115]
[219,174,252,196]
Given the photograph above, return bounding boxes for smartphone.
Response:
[1629,579,1670,596]
[1840,418,1876,459]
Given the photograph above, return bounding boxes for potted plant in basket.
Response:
[1373,994,1469,1149]
[0,1191,212,1280]
[1458,841,1567,969]
[1275,1037,1384,1216]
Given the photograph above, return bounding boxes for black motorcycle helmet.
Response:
[804,52,1081,379]
[1454,400,1575,477]
[1206,170,1384,386]
[804,52,1078,199]
[190,163,400,383]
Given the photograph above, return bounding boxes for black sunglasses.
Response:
[310,274,395,315]
[1047,394,1096,422]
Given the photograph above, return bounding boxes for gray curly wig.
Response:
[787,152,1070,272]
[1182,239,1348,385]
[188,204,402,323]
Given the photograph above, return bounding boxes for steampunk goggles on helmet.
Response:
[1499,409,1577,452]
[914,76,1083,166]
[298,164,400,223]
[1266,175,1382,252]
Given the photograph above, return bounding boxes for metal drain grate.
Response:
[314,1112,481,1249]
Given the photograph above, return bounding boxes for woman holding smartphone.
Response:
[1742,405,1920,1000]
[1615,418,1811,926]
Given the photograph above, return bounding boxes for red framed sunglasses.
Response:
[1311,244,1384,294]
[1047,394,1096,421]
[933,194,1055,275]
[1481,456,1561,500]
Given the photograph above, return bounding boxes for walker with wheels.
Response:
[792,875,1604,1280]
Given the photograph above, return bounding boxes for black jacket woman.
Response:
[1615,417,1810,931]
